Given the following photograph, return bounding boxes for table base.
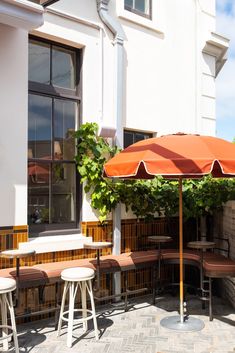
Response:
[160,315,204,332]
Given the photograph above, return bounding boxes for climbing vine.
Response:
[75,123,235,223]
[74,122,121,222]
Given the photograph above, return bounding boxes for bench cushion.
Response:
[105,250,159,271]
[203,252,235,277]
[33,250,160,282]
[0,267,47,288]
[162,249,201,263]
[33,258,112,283]
[1,249,235,288]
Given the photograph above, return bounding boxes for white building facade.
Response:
[0,0,229,239]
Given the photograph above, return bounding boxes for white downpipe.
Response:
[97,0,125,298]
[195,0,201,134]
[99,27,104,123]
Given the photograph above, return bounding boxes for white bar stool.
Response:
[0,277,19,353]
[57,267,99,348]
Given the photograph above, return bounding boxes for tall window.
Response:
[124,130,152,148]
[28,38,81,233]
[124,0,152,19]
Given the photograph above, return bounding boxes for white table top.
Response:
[147,235,172,243]
[83,241,112,250]
[187,241,215,250]
[0,249,36,259]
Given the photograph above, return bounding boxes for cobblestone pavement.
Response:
[13,295,235,353]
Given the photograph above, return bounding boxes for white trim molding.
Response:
[0,0,44,30]
[203,32,229,77]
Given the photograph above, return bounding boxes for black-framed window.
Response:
[124,0,152,19]
[124,130,153,148]
[28,0,60,6]
[28,37,81,233]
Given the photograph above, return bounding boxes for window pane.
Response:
[54,99,76,160]
[28,162,50,224]
[134,132,149,143]
[52,46,76,89]
[125,0,133,7]
[28,94,52,159]
[124,130,152,147]
[29,40,50,84]
[51,163,76,223]
[135,0,146,12]
[124,131,134,148]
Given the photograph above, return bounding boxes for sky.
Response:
[216,0,235,142]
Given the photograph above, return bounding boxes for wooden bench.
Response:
[161,249,235,320]
[0,249,235,321]
[0,250,160,318]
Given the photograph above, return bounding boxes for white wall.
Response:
[30,0,220,223]
[0,0,224,227]
[40,0,217,137]
[0,24,28,226]
[114,0,217,136]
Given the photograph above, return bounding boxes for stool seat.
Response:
[61,267,95,282]
[58,266,98,347]
[0,277,19,352]
[0,278,16,294]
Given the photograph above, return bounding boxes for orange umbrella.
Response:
[28,163,49,183]
[104,133,235,330]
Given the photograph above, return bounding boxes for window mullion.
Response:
[49,44,53,224]
[50,98,55,224]
[50,43,53,86]
[49,164,52,224]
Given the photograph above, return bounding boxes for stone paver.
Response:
[8,295,235,353]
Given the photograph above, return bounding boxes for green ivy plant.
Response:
[74,122,121,222]
[75,122,235,223]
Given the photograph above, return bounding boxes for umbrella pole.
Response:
[179,177,184,323]
[160,177,204,331]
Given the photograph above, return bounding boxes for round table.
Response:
[84,241,112,291]
[0,249,36,306]
[187,241,215,303]
[147,235,172,303]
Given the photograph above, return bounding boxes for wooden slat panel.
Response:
[0,218,181,321]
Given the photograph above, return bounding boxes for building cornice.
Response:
[0,0,44,30]
[203,32,229,77]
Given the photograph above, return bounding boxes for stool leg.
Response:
[55,282,60,330]
[124,272,128,311]
[67,282,76,348]
[57,281,69,337]
[87,280,99,340]
[152,265,157,305]
[81,281,87,332]
[0,294,8,351]
[7,292,19,353]
[209,277,213,321]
